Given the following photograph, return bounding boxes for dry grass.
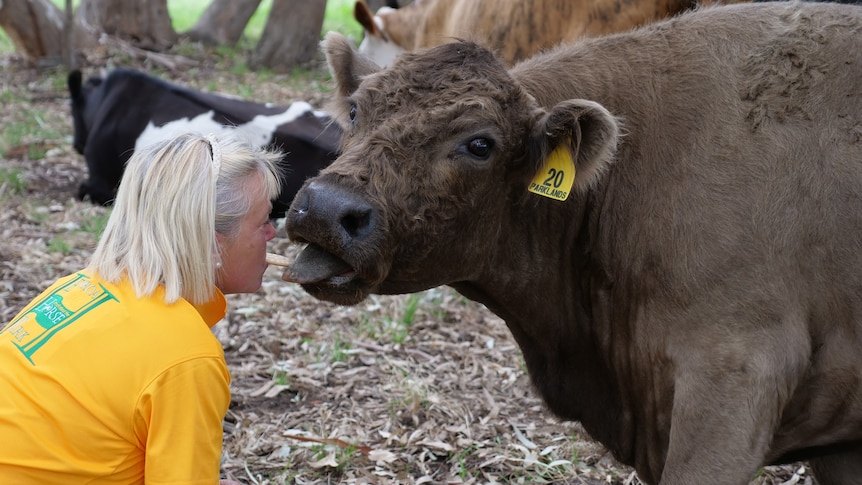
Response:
[0,42,809,485]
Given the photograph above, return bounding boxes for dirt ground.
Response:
[0,41,809,484]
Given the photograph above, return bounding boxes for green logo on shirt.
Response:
[2,273,118,364]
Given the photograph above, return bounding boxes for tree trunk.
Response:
[77,0,176,51]
[185,0,261,46]
[0,0,65,61]
[251,0,326,72]
[64,0,75,69]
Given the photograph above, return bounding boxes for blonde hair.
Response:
[89,132,282,305]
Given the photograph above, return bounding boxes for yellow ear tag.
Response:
[528,141,575,201]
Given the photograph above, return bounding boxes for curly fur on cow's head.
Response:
[324,32,619,198]
[324,32,540,205]
[290,33,619,300]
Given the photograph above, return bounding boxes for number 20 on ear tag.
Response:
[528,141,575,201]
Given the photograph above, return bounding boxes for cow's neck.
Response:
[449,192,636,465]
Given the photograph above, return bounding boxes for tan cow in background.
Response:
[354,0,737,66]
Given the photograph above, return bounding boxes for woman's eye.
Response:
[467,138,493,159]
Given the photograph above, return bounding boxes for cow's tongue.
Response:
[283,244,353,284]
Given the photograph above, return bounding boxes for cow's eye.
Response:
[348,105,357,123]
[467,137,493,159]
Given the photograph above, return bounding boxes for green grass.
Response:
[78,210,111,237]
[349,292,437,346]
[0,0,361,56]
[272,369,289,386]
[456,445,479,481]
[48,237,72,255]
[324,0,363,41]
[328,337,350,363]
[1,108,62,160]
[0,121,28,158]
[42,208,111,255]
[401,293,420,326]
[0,168,27,197]
[0,32,13,54]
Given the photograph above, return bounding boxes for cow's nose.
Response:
[288,181,377,246]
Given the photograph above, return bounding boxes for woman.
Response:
[0,132,282,484]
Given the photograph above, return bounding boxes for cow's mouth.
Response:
[282,244,356,286]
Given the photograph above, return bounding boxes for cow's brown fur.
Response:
[355,0,743,65]
[288,3,862,484]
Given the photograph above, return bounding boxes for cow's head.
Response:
[67,70,104,155]
[355,0,412,67]
[284,32,618,305]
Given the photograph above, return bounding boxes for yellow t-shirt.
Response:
[0,270,230,484]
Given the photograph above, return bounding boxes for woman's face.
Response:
[215,174,276,295]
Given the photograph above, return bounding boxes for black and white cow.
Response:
[68,68,341,219]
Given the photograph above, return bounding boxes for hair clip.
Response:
[205,133,222,176]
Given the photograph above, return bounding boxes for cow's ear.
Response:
[324,31,381,97]
[354,1,380,37]
[68,70,83,100]
[530,99,619,193]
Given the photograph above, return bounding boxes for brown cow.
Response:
[285,2,862,484]
[354,0,737,67]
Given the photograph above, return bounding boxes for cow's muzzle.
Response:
[285,180,379,292]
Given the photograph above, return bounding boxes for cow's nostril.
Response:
[292,189,310,214]
[287,182,377,246]
[341,208,372,239]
